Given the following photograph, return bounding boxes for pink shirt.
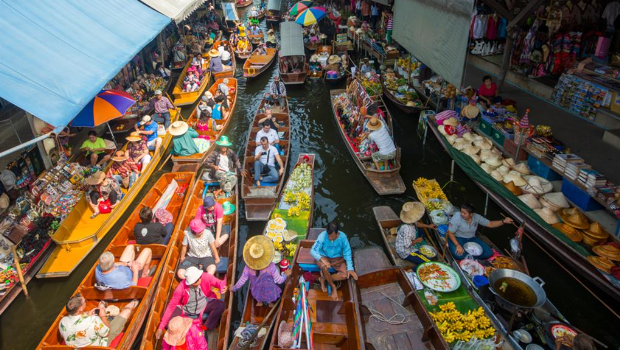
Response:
[194,203,223,223]
[478,82,497,98]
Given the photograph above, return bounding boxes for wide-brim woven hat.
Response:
[209,49,221,57]
[164,316,193,346]
[366,117,382,131]
[558,208,589,229]
[518,193,542,209]
[400,201,426,224]
[582,222,610,240]
[552,223,583,242]
[541,192,570,211]
[168,121,189,136]
[243,235,275,270]
[534,207,559,224]
[85,171,106,185]
[112,151,129,162]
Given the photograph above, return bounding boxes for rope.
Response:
[366,292,411,332]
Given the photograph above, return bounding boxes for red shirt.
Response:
[478,82,497,98]
[194,203,223,223]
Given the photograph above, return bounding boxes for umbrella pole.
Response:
[107,122,118,147]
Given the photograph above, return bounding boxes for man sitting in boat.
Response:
[258,108,283,131]
[126,132,152,169]
[208,48,230,74]
[168,121,210,157]
[178,219,222,278]
[194,195,231,249]
[134,206,173,245]
[266,28,277,48]
[447,203,513,260]
[233,236,291,307]
[249,23,261,36]
[217,78,231,109]
[156,266,227,340]
[310,221,358,301]
[396,202,437,266]
[267,75,287,108]
[141,90,177,129]
[107,151,138,189]
[256,120,283,155]
[135,115,163,154]
[80,131,111,168]
[218,44,232,65]
[205,136,241,194]
[359,115,396,171]
[253,136,284,186]
[59,294,138,348]
[86,171,123,219]
[95,245,153,290]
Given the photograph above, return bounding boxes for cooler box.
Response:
[561,179,604,212]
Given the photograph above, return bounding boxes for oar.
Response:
[238,298,282,350]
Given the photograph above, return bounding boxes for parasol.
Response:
[71,90,136,144]
[295,6,326,26]
[288,1,312,16]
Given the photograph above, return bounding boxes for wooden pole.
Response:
[497,28,515,91]
[158,32,166,68]
[11,246,28,298]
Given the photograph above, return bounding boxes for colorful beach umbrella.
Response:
[295,7,326,26]
[288,1,312,16]
[72,90,136,127]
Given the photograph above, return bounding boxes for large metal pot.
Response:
[488,269,547,309]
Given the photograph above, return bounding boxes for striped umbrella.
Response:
[295,6,326,26]
[72,90,136,127]
[288,1,312,16]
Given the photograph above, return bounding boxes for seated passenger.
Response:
[126,132,152,169]
[253,136,284,186]
[86,171,123,219]
[80,131,111,168]
[134,206,173,245]
[107,151,138,189]
[95,245,153,290]
[194,196,230,248]
[168,121,210,157]
[135,115,162,154]
[178,219,220,278]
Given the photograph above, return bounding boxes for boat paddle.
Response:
[238,298,282,350]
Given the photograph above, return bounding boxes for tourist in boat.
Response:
[80,131,111,168]
[253,136,284,186]
[59,294,138,348]
[142,90,177,129]
[218,44,232,65]
[195,108,219,140]
[359,116,396,171]
[267,75,287,108]
[212,95,228,120]
[266,28,277,48]
[178,219,221,277]
[155,62,171,80]
[203,91,216,108]
[396,202,437,266]
[310,221,358,301]
[208,48,228,73]
[216,78,231,109]
[258,108,282,131]
[95,245,153,290]
[183,70,201,92]
[238,23,247,37]
[162,316,208,350]
[169,121,210,157]
[134,206,173,245]
[205,136,241,193]
[249,23,261,36]
[236,36,250,54]
[230,32,239,47]
[86,171,123,219]
[156,266,227,340]
[447,203,513,260]
[257,42,268,55]
[194,195,230,248]
[135,115,163,154]
[126,132,152,169]
[205,30,215,48]
[280,57,291,73]
[249,7,259,25]
[255,121,282,154]
[232,236,291,307]
[290,56,302,72]
[191,53,205,76]
[107,151,138,189]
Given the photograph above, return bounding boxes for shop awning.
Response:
[393,0,474,88]
[0,0,170,127]
[280,22,305,57]
[223,2,240,21]
[268,0,282,12]
[139,0,207,24]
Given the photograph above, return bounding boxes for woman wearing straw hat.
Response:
[162,316,207,350]
[232,236,291,307]
[266,28,277,48]
[107,151,138,189]
[396,202,437,266]
[126,132,151,170]
[208,49,224,73]
[205,136,241,193]
[85,171,123,219]
[169,121,210,157]
[359,116,396,171]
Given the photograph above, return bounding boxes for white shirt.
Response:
[219,46,231,61]
[254,145,278,166]
[59,314,110,347]
[218,83,229,96]
[368,122,396,155]
[218,154,230,172]
[255,129,279,144]
[183,229,215,258]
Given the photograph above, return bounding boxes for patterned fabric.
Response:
[154,208,173,226]
[395,224,421,259]
[59,314,110,348]
[183,229,215,258]
[232,264,285,291]
[108,161,138,178]
[128,140,148,161]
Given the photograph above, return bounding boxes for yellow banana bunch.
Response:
[430,304,495,343]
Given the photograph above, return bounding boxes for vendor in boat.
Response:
[155,62,171,80]
[267,75,287,108]
[447,203,513,260]
[141,90,177,129]
[556,334,596,350]
[232,236,291,307]
[86,171,123,219]
[135,115,163,154]
[360,60,371,74]
[218,44,232,65]
[178,219,222,278]
[156,266,227,340]
[107,151,138,189]
[205,136,241,194]
[126,132,152,169]
[208,49,230,73]
[396,202,437,266]
[59,294,138,348]
[266,28,277,48]
[359,116,396,171]
[256,120,283,154]
[310,221,358,301]
[477,75,501,110]
[168,121,210,157]
[173,44,187,67]
[134,206,174,245]
[80,131,111,168]
[193,195,230,248]
[191,53,205,76]
[236,36,250,54]
[95,245,153,290]
[253,136,284,186]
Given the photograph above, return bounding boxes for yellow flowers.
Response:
[430,303,495,343]
[287,206,301,217]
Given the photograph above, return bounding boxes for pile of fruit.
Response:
[414,178,447,209]
[265,217,287,244]
[282,163,312,218]
[397,58,420,72]
[430,302,495,342]
[360,75,382,96]
[441,84,458,99]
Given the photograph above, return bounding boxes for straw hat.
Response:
[474,138,493,150]
[480,163,492,174]
[558,208,589,229]
[112,151,129,162]
[168,121,189,136]
[534,207,559,224]
[468,154,481,165]
[400,201,426,224]
[552,223,583,242]
[582,222,610,241]
[491,170,503,182]
[587,256,615,273]
[503,171,526,187]
[592,244,620,261]
[463,145,480,156]
[497,165,510,175]
[443,117,459,127]
[485,155,503,168]
[243,235,275,270]
[0,193,9,214]
[503,181,523,196]
[208,48,221,57]
[366,117,382,131]
[521,175,553,195]
[164,316,193,346]
[328,55,341,64]
[453,138,469,150]
[462,104,480,119]
[519,193,542,209]
[479,149,494,162]
[513,163,531,175]
[446,134,458,145]
[126,133,142,142]
[85,171,106,186]
[502,158,515,168]
[462,132,474,142]
[540,192,569,211]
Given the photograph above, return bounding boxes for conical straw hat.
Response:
[521,175,553,195]
[534,207,559,224]
[513,163,531,175]
[491,170,504,182]
[519,193,542,209]
[558,208,589,229]
[541,192,569,211]
[552,223,583,242]
[503,171,526,187]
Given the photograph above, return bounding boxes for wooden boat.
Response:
[210,41,236,79]
[309,45,331,79]
[235,41,253,61]
[248,29,264,44]
[329,86,405,195]
[171,59,212,106]
[37,109,181,278]
[268,235,363,350]
[236,0,253,8]
[425,116,620,303]
[229,153,316,350]
[223,2,240,34]
[279,21,308,85]
[171,78,238,172]
[243,47,277,78]
[257,7,266,19]
[353,247,450,350]
[265,0,282,24]
[36,172,195,350]
[139,169,239,350]
[241,98,290,221]
[381,76,427,115]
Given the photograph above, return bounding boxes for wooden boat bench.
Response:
[297,245,337,273]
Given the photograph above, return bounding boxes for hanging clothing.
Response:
[602,1,620,28]
[497,17,507,39]
[472,15,488,39]
[487,15,498,40]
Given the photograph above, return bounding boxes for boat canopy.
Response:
[0,0,170,128]
[138,0,208,24]
[224,2,240,21]
[279,22,305,57]
[267,0,282,11]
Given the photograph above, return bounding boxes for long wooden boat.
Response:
[241,98,290,221]
[353,247,450,350]
[309,45,331,80]
[257,7,266,19]
[36,172,195,350]
[325,69,346,85]
[236,0,253,8]
[425,116,620,303]
[248,29,264,45]
[235,41,253,61]
[267,236,363,350]
[139,169,239,350]
[265,0,282,25]
[211,41,236,79]
[37,110,181,278]
[329,86,405,195]
[171,78,238,172]
[229,153,316,350]
[243,47,277,78]
[380,76,427,115]
[171,58,212,106]
[279,21,308,85]
[280,60,308,85]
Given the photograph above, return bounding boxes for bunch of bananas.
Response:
[284,191,297,204]
[287,205,301,217]
[285,243,297,257]
[425,201,444,211]
[430,302,495,343]
[297,192,310,211]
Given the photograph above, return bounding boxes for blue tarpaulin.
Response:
[0,0,170,127]
[224,2,239,21]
